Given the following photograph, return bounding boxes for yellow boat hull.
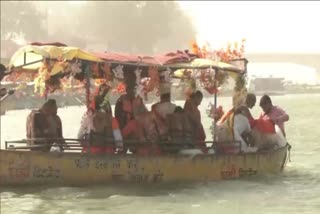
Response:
[0,146,289,186]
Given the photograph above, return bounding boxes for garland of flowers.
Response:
[34,59,52,96]
[190,40,246,95]
[191,39,248,123]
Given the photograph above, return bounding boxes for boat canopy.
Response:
[9,45,102,70]
[7,43,244,72]
[4,43,247,100]
[92,51,243,74]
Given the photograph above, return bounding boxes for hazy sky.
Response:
[178,1,320,53]
[30,1,320,54]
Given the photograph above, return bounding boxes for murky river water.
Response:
[1,94,320,214]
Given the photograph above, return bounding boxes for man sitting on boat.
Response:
[121,104,161,155]
[151,83,176,120]
[235,93,257,127]
[184,90,208,153]
[166,106,195,153]
[151,82,177,142]
[46,99,66,151]
[115,74,148,131]
[216,93,258,153]
[78,94,121,154]
[26,99,63,151]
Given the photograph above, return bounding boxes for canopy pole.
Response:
[85,61,91,109]
[23,52,26,65]
[213,68,218,143]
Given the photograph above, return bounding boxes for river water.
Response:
[1,94,319,214]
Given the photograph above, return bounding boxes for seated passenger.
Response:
[45,99,66,152]
[184,90,207,153]
[115,85,147,130]
[26,101,54,151]
[78,97,117,154]
[122,106,161,155]
[215,112,257,153]
[235,93,256,127]
[151,83,176,122]
[233,113,258,153]
[166,106,195,153]
[101,99,124,154]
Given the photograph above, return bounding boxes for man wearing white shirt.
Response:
[151,83,176,121]
[233,113,258,153]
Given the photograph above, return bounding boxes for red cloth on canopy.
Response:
[92,50,196,66]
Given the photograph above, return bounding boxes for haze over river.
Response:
[1,94,319,214]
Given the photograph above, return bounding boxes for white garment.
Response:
[275,126,287,148]
[154,102,176,119]
[50,143,62,152]
[233,114,257,152]
[77,111,95,139]
[113,129,123,148]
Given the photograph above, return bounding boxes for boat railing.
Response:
[4,138,242,154]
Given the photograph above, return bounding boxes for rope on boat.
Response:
[287,142,292,162]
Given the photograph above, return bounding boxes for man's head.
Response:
[246,93,256,109]
[260,95,273,114]
[98,83,111,97]
[126,85,136,98]
[174,106,184,113]
[159,83,171,102]
[191,90,203,106]
[160,93,171,102]
[47,99,58,115]
[41,99,57,115]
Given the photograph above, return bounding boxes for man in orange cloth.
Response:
[121,106,161,155]
[115,84,147,130]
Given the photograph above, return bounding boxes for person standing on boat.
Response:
[259,95,289,137]
[184,90,207,153]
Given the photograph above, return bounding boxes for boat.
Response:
[0,143,289,186]
[248,76,285,96]
[0,43,291,186]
